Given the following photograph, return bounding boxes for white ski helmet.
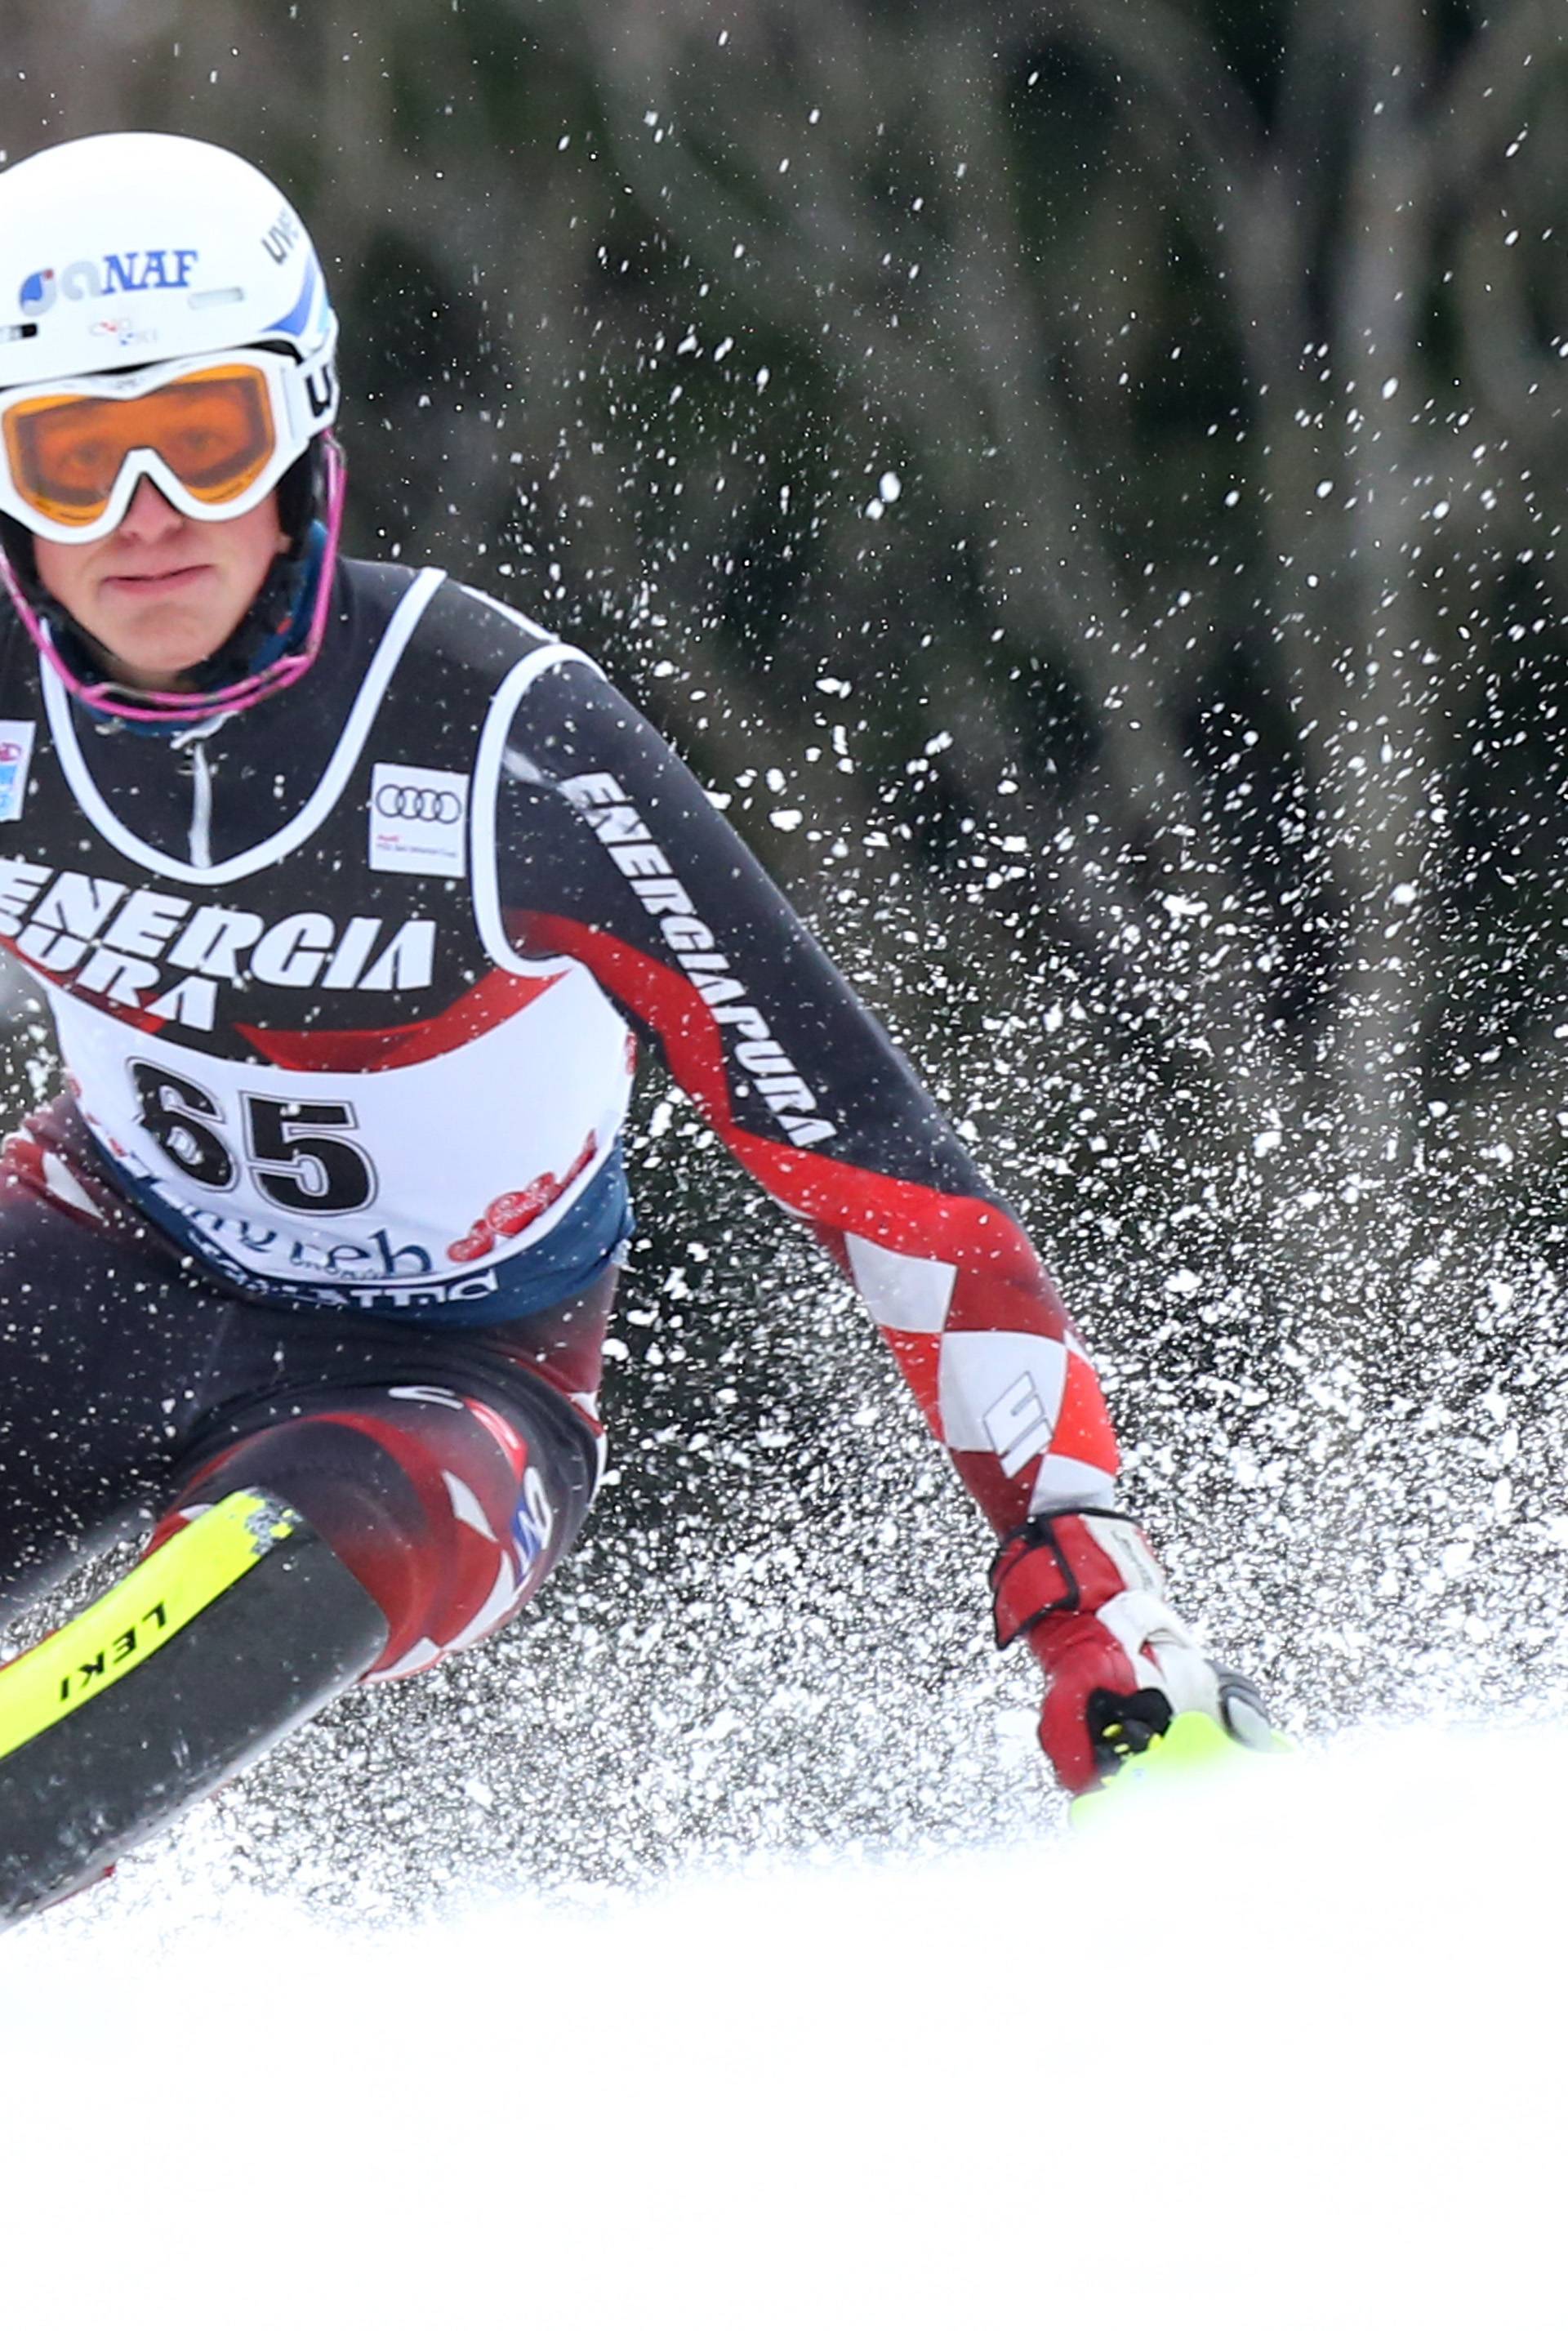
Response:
[0,131,338,417]
[0,131,345,721]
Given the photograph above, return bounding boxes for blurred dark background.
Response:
[7,2,1567,1237]
[1,6,1566,1875]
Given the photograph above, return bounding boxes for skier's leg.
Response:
[0,1108,227,1616]
[157,1373,599,1682]
[0,1114,613,1919]
[0,1371,598,1925]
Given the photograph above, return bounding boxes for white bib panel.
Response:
[50,958,634,1309]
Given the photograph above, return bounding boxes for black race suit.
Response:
[0,557,1122,1678]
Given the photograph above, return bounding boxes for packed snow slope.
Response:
[1,1719,1557,2329]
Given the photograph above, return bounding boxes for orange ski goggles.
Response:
[0,348,314,543]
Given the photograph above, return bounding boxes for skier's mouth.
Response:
[103,564,213,598]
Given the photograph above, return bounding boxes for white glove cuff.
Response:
[1094,1588,1223,1724]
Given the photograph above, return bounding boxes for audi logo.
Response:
[376,782,462,824]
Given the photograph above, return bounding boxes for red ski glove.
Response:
[991,1509,1272,1795]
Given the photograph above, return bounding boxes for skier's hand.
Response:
[990,1509,1274,1796]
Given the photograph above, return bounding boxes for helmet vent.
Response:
[188,285,246,310]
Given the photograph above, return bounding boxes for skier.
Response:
[0,131,1269,1903]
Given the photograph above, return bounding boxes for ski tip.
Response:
[1069,1709,1290,1831]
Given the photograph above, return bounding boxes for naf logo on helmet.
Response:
[19,250,199,316]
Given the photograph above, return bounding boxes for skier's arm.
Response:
[491,651,1272,1788]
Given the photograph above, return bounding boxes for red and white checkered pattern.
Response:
[840,1226,1119,1537]
[522,911,1126,1544]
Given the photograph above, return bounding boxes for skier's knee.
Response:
[162,1388,570,1682]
